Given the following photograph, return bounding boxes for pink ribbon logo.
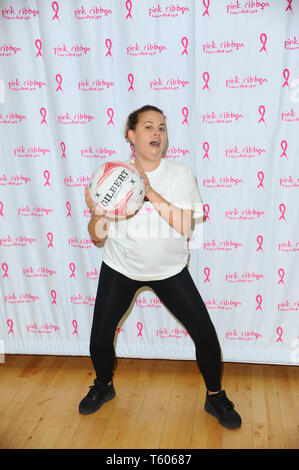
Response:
[66,201,71,217]
[259,33,268,54]
[55,74,63,93]
[181,107,189,124]
[52,1,60,21]
[137,322,143,337]
[204,267,211,283]
[280,140,287,158]
[282,68,290,88]
[61,141,66,159]
[47,232,54,248]
[105,39,112,57]
[43,170,50,187]
[256,295,262,311]
[125,0,133,19]
[278,268,285,285]
[35,39,42,57]
[69,263,76,278]
[278,203,286,221]
[203,141,210,159]
[257,171,264,189]
[107,108,114,125]
[256,235,263,252]
[202,72,210,91]
[51,290,57,305]
[72,320,78,335]
[7,319,14,334]
[276,326,283,343]
[40,107,47,125]
[2,263,8,278]
[203,0,210,16]
[181,37,188,56]
[203,204,210,221]
[258,105,266,124]
[285,0,293,13]
[0,201,4,217]
[128,73,135,91]
[130,143,135,159]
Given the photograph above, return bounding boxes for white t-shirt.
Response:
[102,158,204,281]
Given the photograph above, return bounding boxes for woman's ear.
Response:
[127,129,135,145]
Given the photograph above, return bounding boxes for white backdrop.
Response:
[1,0,299,365]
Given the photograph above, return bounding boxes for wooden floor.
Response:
[0,354,298,449]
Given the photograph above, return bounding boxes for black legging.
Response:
[89,262,222,392]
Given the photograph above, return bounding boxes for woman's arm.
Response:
[133,166,193,237]
[147,188,193,237]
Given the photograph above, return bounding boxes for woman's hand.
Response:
[132,165,155,200]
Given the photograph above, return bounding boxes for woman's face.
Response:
[128,110,168,162]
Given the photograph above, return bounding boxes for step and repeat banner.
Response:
[1,0,299,365]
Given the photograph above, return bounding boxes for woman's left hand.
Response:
[132,164,154,200]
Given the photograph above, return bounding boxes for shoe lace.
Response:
[217,393,234,412]
[86,384,101,400]
[86,381,109,399]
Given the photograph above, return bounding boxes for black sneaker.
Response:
[204,390,242,429]
[79,379,116,415]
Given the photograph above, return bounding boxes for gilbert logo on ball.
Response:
[88,161,145,217]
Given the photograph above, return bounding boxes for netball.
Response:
[88,161,145,217]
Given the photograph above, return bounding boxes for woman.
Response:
[79,105,241,430]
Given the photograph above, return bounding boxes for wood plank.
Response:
[0,355,298,449]
[128,360,178,449]
[159,361,200,449]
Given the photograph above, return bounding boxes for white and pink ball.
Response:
[88,161,145,217]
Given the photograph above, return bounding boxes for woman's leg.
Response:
[89,262,141,384]
[149,267,222,392]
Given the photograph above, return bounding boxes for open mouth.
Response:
[150,140,160,147]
